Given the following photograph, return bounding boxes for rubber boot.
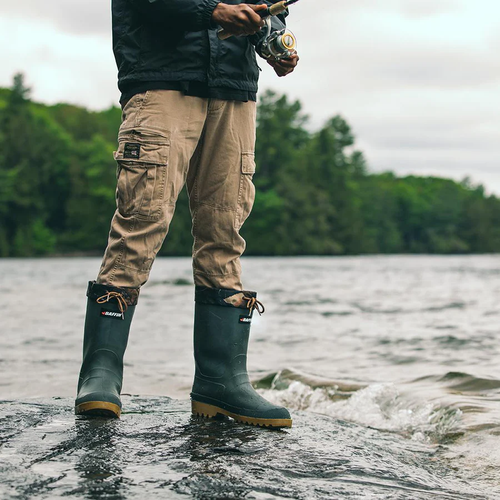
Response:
[191,287,292,428]
[75,281,138,418]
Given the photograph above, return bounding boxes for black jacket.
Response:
[112,0,287,96]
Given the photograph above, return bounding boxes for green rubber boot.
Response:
[75,281,138,418]
[191,287,292,428]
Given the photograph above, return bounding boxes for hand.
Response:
[212,3,267,36]
[267,52,299,77]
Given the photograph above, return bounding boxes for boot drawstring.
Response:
[96,291,128,319]
[243,295,265,316]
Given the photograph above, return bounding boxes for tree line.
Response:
[1,73,499,258]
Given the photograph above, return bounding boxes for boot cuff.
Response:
[195,286,256,309]
[87,281,139,306]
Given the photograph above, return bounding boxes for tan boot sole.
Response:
[191,400,292,428]
[75,401,121,418]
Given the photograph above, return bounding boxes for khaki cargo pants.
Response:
[97,90,257,290]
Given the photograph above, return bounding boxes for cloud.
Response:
[0,16,118,108]
[393,0,460,19]
[4,0,110,36]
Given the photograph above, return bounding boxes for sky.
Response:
[1,0,499,193]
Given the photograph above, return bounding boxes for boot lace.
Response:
[96,291,128,319]
[243,295,265,316]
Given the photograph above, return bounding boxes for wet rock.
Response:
[0,397,486,499]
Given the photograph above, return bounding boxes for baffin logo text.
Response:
[239,315,252,324]
[101,308,124,320]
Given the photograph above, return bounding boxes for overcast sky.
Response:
[1,0,499,192]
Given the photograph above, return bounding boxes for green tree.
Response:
[255,90,309,190]
[0,73,70,256]
[2,79,500,258]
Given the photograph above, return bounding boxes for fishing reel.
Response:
[260,18,297,61]
[217,0,300,60]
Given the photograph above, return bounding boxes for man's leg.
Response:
[99,90,208,288]
[186,99,292,428]
[187,99,256,289]
[76,90,208,417]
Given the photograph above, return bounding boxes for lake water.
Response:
[1,255,500,499]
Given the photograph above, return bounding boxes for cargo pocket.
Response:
[235,152,256,229]
[114,140,170,221]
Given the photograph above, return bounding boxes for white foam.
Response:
[258,381,462,441]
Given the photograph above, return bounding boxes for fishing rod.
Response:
[217,0,299,60]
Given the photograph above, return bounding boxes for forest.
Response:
[1,73,499,258]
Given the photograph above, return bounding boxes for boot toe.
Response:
[257,405,291,420]
[75,389,122,418]
[75,394,122,418]
[75,390,122,408]
[234,403,292,428]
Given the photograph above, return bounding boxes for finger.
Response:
[282,59,299,68]
[274,60,297,70]
[267,59,281,69]
[243,23,260,35]
[248,2,268,22]
[277,66,294,76]
[244,5,266,28]
[274,64,292,75]
[248,4,268,13]
[276,58,297,66]
[280,55,299,65]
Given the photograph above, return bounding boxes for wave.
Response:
[255,369,462,443]
[413,371,500,393]
[346,301,467,315]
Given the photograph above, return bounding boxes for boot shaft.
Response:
[194,302,251,379]
[192,286,264,392]
[77,281,138,395]
[82,294,135,361]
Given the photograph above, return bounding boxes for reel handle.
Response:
[217,1,289,41]
[217,29,234,41]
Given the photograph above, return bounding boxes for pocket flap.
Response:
[241,152,256,175]
[114,141,169,165]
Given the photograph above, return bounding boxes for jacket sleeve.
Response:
[129,0,221,31]
[249,0,288,57]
